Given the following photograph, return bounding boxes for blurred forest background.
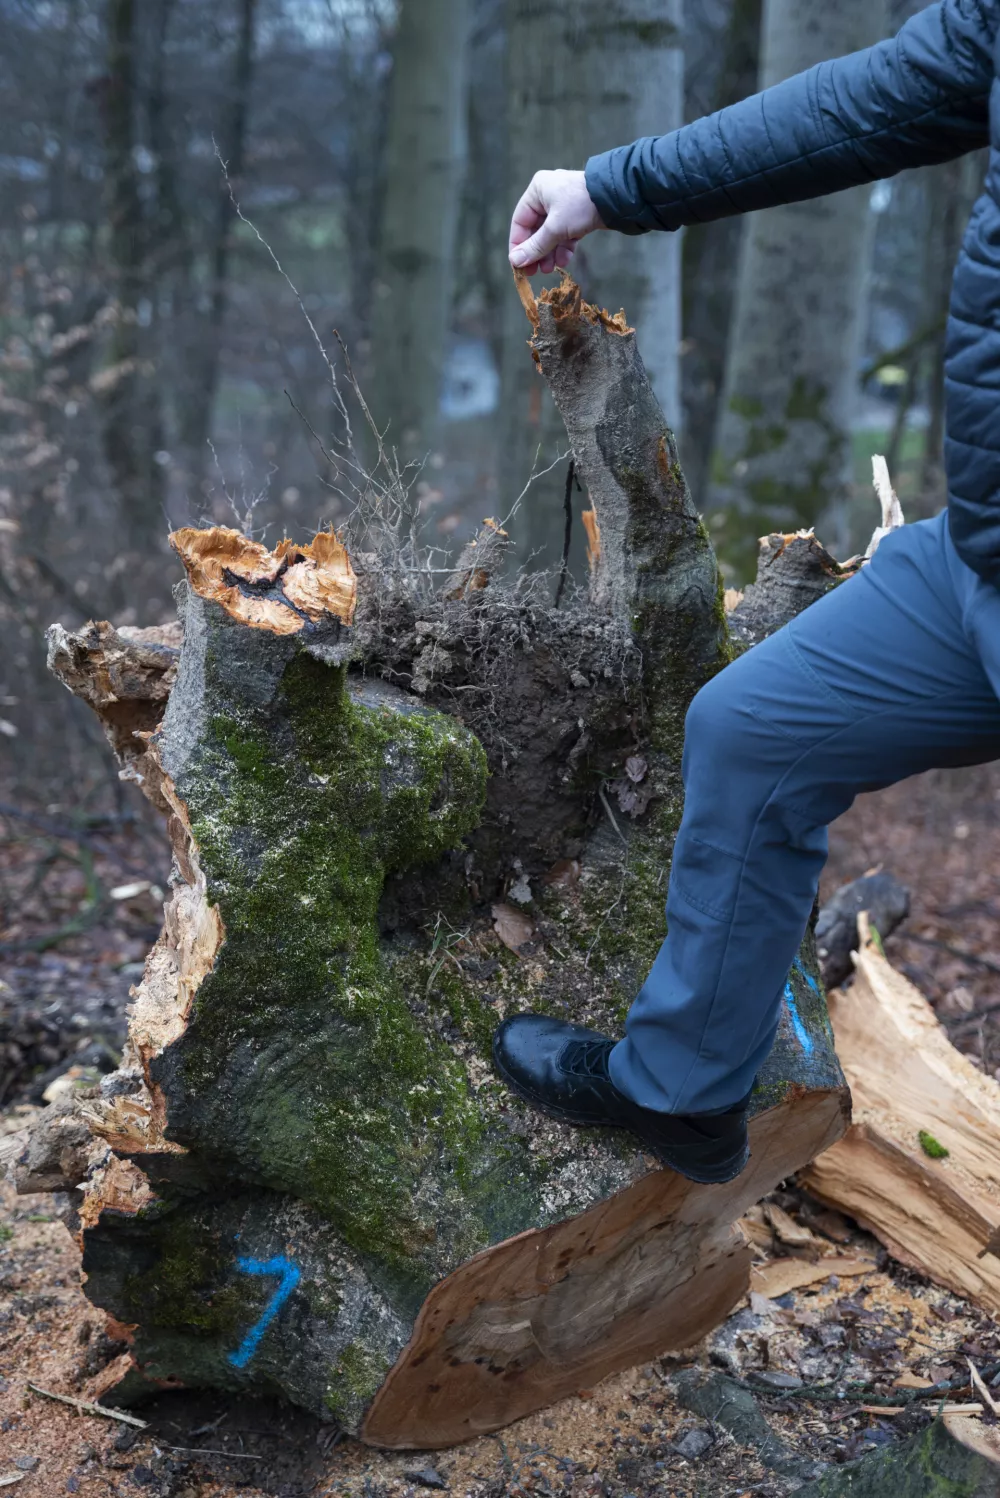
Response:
[0,0,985,805]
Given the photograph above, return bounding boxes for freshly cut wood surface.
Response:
[803,920,1000,1313]
[362,1086,847,1448]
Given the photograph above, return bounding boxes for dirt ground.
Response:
[3,761,1000,1497]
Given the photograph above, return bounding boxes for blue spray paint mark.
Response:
[228,1255,301,1369]
[794,957,821,995]
[783,980,814,1056]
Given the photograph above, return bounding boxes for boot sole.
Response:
[492,1040,750,1186]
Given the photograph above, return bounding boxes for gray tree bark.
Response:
[707,0,886,581]
[368,0,471,463]
[501,0,684,570]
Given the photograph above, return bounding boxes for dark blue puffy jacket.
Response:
[585,0,1000,582]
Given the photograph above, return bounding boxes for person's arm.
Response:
[588,0,993,236]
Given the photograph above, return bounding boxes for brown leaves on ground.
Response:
[492,902,534,954]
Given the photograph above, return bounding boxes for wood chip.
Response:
[764,1202,819,1248]
[26,1383,148,1428]
[750,1254,877,1299]
[893,1372,936,1389]
[0,1478,27,1489]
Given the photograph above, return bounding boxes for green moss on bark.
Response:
[154,652,494,1285]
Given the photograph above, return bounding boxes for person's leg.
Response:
[610,512,1000,1116]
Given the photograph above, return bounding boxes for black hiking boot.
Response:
[492,1013,751,1185]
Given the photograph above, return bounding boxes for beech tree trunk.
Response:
[707,0,885,579]
[29,274,848,1445]
[369,0,471,461]
[501,0,684,568]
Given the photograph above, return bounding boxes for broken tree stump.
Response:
[25,275,849,1446]
[803,918,1000,1314]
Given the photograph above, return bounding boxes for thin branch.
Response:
[27,1384,148,1428]
[213,139,352,443]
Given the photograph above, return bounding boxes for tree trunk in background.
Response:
[502,0,684,571]
[920,151,986,497]
[679,0,762,509]
[101,0,165,553]
[708,0,885,581]
[369,0,472,464]
[174,0,258,494]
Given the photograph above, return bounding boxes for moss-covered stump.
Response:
[797,1415,1000,1496]
[29,276,851,1446]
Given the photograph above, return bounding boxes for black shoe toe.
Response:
[491,1014,618,1127]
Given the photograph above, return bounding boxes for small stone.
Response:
[673,1428,713,1460]
[402,1469,447,1490]
[15,1457,40,1471]
[754,1371,804,1390]
[569,670,589,689]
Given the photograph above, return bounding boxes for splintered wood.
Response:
[804,917,1000,1314]
[170,525,356,632]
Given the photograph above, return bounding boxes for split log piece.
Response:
[803,917,1000,1315]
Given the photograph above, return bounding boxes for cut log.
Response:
[797,1414,1000,1496]
[803,918,1000,1314]
[26,274,848,1446]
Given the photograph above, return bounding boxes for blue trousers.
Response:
[610,511,1000,1114]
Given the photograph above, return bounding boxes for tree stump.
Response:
[33,275,849,1446]
[797,1415,1000,1496]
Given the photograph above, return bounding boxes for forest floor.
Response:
[2,760,1000,1498]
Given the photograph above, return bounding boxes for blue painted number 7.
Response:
[228,1255,301,1369]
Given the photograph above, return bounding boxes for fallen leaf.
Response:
[624,754,647,783]
[610,776,653,818]
[492,903,533,953]
[543,858,581,888]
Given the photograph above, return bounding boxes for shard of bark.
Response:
[22,277,850,1445]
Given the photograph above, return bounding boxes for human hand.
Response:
[508,169,605,275]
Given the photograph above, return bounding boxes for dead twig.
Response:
[26,1383,148,1428]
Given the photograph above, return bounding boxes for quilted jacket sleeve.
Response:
[586,0,995,235]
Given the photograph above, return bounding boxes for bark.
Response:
[708,0,886,580]
[29,275,848,1445]
[798,1415,1000,1497]
[369,0,471,462]
[501,0,684,570]
[803,919,1000,1316]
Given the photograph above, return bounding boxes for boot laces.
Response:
[563,1037,613,1079]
